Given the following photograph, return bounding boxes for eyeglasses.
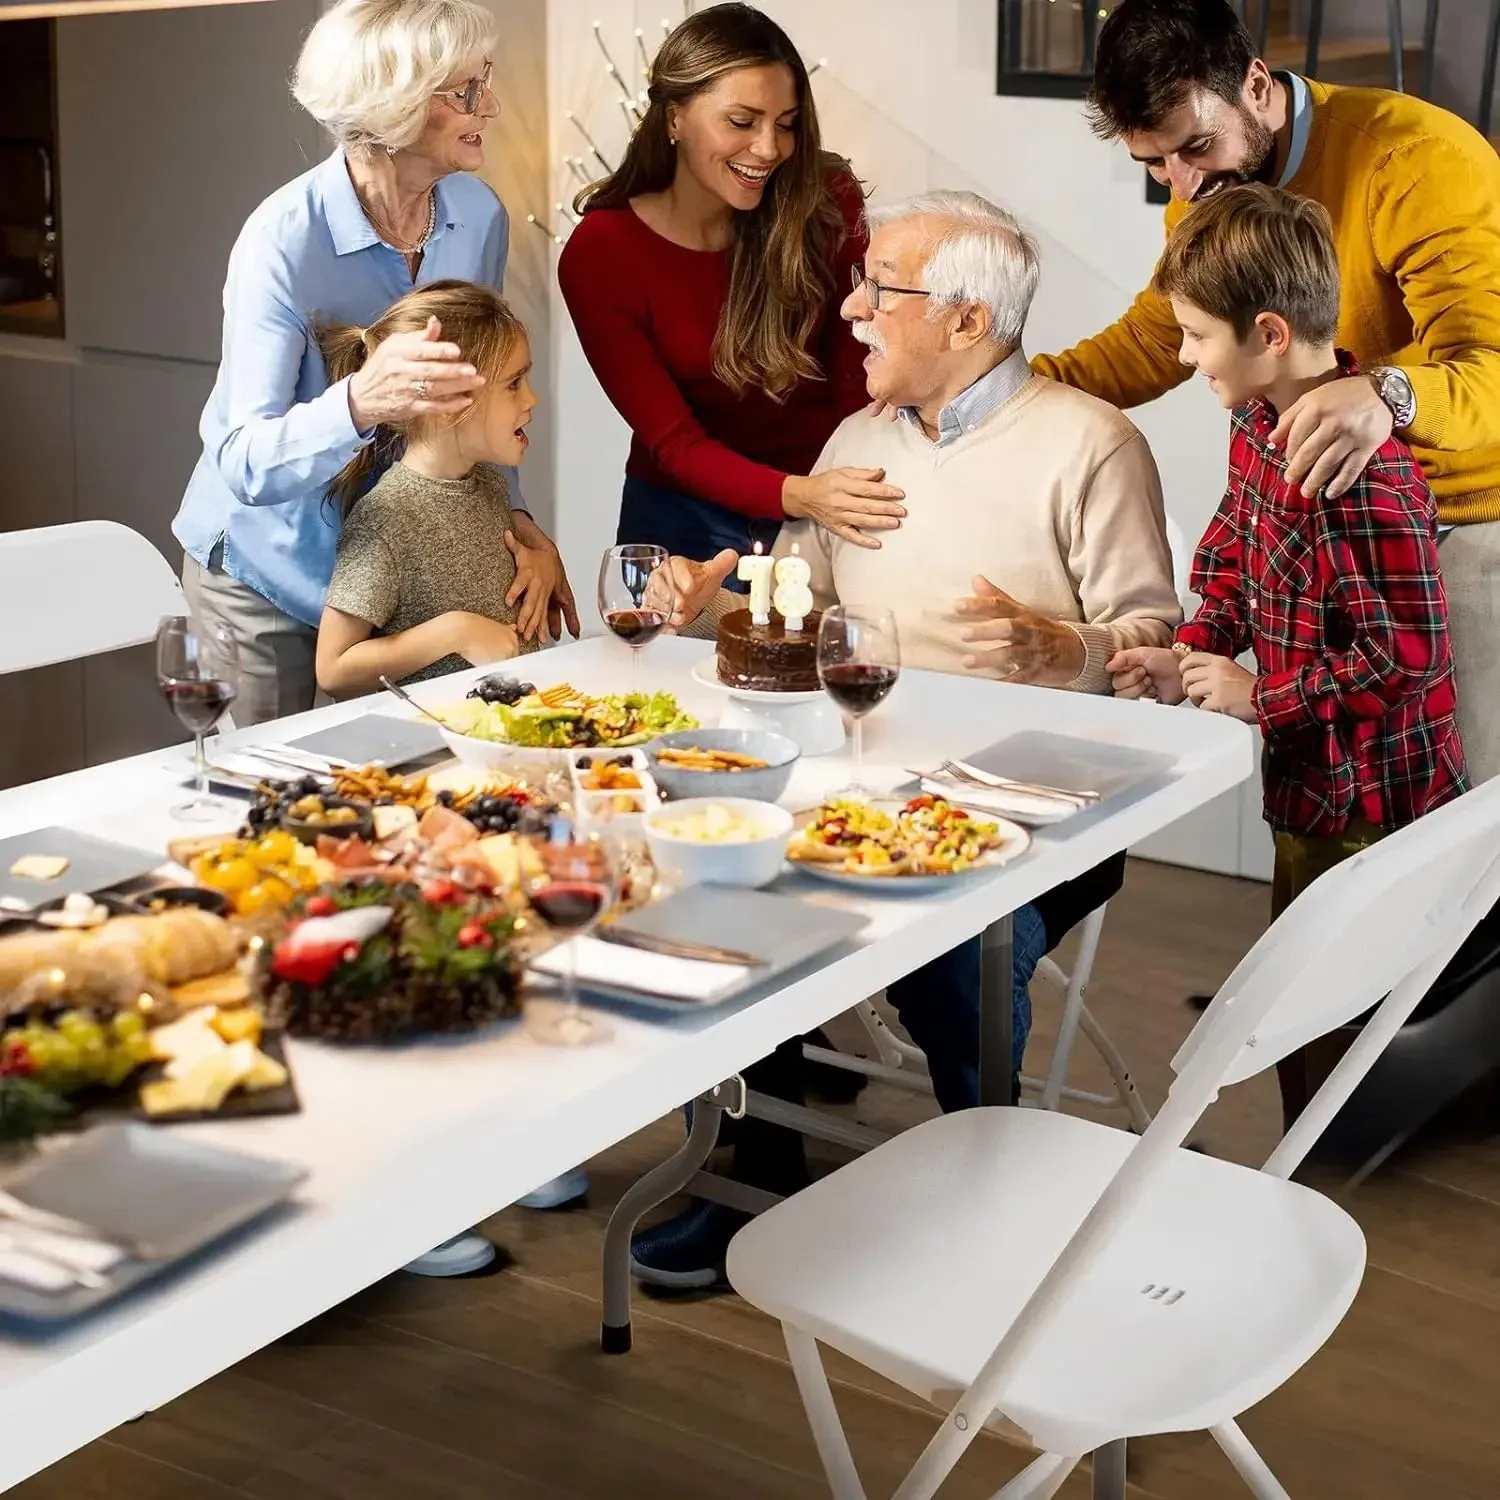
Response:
[850,266,930,312]
[434,60,493,116]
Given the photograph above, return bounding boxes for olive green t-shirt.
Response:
[325,462,538,684]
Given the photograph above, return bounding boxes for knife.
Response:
[593,927,766,967]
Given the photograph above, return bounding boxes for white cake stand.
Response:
[690,658,846,756]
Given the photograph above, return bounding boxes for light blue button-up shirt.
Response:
[173,148,519,627]
[898,345,1033,447]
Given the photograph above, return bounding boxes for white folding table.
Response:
[0,636,1251,1494]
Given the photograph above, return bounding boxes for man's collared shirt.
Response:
[1276,71,1313,186]
[898,346,1032,447]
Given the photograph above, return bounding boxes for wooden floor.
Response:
[14,860,1500,1500]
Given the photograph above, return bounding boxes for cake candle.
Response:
[773,548,814,633]
[738,542,774,626]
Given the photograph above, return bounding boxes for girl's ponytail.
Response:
[317,320,384,517]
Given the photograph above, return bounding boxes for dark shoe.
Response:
[630,1201,749,1292]
[801,1027,868,1104]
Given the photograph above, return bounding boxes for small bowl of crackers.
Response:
[648,729,800,805]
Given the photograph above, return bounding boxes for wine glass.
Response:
[156,615,241,822]
[818,605,901,799]
[524,822,618,1046]
[599,544,674,690]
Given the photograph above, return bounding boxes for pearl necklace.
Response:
[369,190,437,254]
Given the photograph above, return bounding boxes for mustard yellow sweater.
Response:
[1034,80,1500,525]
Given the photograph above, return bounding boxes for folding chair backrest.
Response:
[0,521,186,676]
[921,780,1500,1471]
[1170,776,1500,1097]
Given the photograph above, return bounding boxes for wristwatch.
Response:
[1371,366,1417,431]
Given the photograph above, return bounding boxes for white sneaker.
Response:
[402,1232,496,1278]
[516,1167,589,1210]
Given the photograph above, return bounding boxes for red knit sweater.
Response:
[557,169,871,520]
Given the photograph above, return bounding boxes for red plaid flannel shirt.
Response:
[1176,356,1468,837]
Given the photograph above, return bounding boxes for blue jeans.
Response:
[885,903,1049,1112]
[617,475,781,593]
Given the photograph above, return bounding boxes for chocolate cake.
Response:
[716,608,822,693]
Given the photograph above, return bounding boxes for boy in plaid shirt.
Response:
[1109,184,1467,1124]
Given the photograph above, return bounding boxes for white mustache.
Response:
[852,322,886,356]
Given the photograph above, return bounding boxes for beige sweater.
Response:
[695,374,1180,691]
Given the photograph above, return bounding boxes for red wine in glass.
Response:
[820,663,899,717]
[604,608,667,649]
[817,606,901,798]
[598,544,674,689]
[163,678,238,735]
[156,616,241,823]
[524,829,618,1047]
[528,880,609,931]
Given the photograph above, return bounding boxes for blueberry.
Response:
[437,790,456,807]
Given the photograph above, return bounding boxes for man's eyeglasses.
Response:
[850,266,929,312]
[434,61,493,116]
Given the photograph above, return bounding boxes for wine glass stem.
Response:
[852,715,864,793]
[566,931,580,1018]
[193,731,209,798]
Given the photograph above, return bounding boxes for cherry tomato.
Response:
[238,876,296,917]
[422,878,458,905]
[303,895,337,918]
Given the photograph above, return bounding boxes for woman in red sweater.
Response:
[558,2,906,569]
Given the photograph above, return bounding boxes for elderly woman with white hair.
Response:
[173,0,576,730]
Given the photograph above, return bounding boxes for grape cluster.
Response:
[244,775,324,834]
[465,793,552,837]
[2,1008,151,1093]
[467,675,535,706]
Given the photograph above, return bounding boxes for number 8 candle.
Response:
[773,548,814,633]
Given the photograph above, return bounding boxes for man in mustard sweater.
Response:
[1034,0,1500,782]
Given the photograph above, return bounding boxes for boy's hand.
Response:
[445,612,521,666]
[1106,646,1185,704]
[1180,652,1258,721]
[1270,377,1393,499]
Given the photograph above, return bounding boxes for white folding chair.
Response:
[0,520,186,675]
[729,777,1500,1500]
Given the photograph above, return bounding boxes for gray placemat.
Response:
[579,886,868,1010]
[0,828,164,913]
[287,714,447,768]
[0,1124,305,1322]
[962,731,1175,800]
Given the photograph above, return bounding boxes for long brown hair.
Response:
[576,3,852,402]
[318,279,526,514]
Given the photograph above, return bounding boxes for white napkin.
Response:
[920,777,1078,826]
[532,935,751,1005]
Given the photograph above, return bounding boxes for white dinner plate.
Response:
[786,799,1032,892]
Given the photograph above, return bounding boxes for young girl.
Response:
[315,280,542,698]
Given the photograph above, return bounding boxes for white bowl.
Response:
[439,725,556,772]
[644,797,793,890]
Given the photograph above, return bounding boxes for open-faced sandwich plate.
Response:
[786,795,1031,892]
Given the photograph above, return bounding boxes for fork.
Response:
[933,760,1099,805]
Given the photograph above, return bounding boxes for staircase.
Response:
[999,0,1500,145]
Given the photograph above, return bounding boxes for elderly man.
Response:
[630,189,1181,1291]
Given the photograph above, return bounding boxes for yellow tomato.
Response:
[192,850,260,896]
[253,830,298,866]
[236,876,296,917]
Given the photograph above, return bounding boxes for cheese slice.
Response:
[9,855,69,881]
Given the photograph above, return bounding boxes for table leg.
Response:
[1091,1439,1127,1500]
[599,1077,740,1354]
[979,912,1016,1107]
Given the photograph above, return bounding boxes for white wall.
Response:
[543,0,1268,877]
